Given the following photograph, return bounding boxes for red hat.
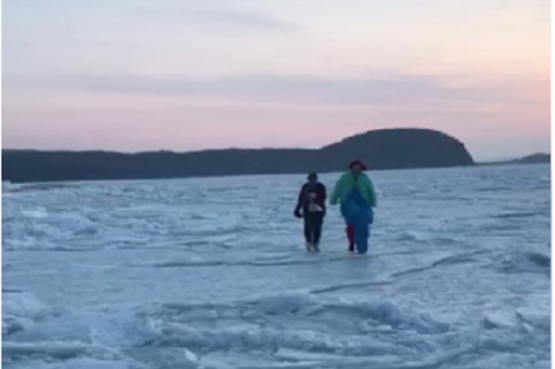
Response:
[348,160,367,170]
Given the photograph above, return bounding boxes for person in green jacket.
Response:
[330,160,377,252]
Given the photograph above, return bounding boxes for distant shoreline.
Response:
[2,128,476,183]
[2,162,548,191]
[2,128,549,184]
[477,153,550,166]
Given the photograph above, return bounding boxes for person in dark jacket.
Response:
[294,172,327,251]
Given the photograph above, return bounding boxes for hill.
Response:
[2,128,475,183]
[510,153,550,164]
[481,153,550,166]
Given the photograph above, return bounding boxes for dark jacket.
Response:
[295,182,327,216]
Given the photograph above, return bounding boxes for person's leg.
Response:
[353,207,373,254]
[346,225,355,251]
[312,213,324,250]
[356,208,373,254]
[305,213,319,250]
[361,208,374,253]
[303,215,312,248]
[340,202,355,251]
[355,223,369,254]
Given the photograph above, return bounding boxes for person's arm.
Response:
[319,183,327,213]
[330,176,343,205]
[294,184,306,217]
[367,178,377,208]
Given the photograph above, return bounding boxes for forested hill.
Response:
[3,128,475,183]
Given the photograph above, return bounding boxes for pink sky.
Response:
[3,0,551,160]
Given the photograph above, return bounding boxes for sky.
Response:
[3,0,551,160]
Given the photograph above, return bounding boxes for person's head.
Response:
[349,160,366,175]
[307,172,318,184]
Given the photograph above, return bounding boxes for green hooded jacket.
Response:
[330,172,377,207]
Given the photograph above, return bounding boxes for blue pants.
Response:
[340,191,373,254]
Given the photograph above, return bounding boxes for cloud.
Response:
[5,72,545,114]
[190,9,299,31]
[143,4,299,32]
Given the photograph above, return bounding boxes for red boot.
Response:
[346,225,355,251]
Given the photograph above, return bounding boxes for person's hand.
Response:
[294,210,302,218]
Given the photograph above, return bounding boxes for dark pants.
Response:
[303,211,324,245]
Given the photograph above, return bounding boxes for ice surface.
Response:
[2,164,550,368]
